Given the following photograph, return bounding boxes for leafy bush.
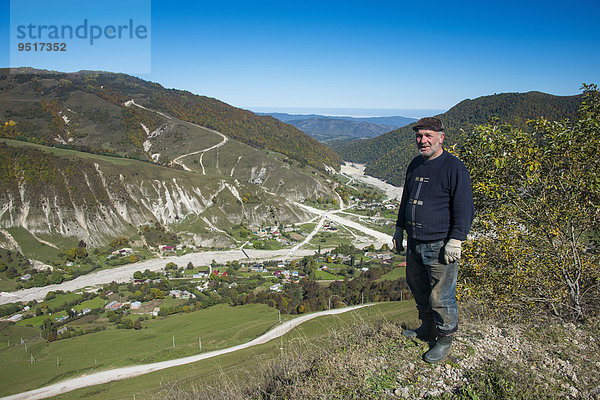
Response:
[455,84,600,322]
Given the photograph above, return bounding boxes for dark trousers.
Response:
[406,238,458,336]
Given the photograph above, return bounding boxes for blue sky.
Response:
[2,0,600,116]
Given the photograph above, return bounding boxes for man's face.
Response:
[415,129,444,159]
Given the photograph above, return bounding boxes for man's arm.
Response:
[393,172,411,253]
[448,162,474,241]
[443,161,474,263]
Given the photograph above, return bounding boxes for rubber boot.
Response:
[402,319,436,341]
[423,335,453,363]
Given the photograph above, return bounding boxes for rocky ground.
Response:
[168,312,600,399]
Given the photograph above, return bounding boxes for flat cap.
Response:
[413,117,444,132]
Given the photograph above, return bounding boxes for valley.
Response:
[0,69,408,399]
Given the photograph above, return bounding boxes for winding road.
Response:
[125,99,229,173]
[1,304,372,400]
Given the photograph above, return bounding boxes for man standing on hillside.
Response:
[392,117,474,363]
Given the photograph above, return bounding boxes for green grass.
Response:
[1,139,146,167]
[47,301,416,400]
[35,233,81,253]
[376,266,406,282]
[5,227,62,262]
[43,293,83,310]
[73,297,106,312]
[17,311,68,328]
[0,303,284,397]
[0,277,17,292]
[315,269,345,280]
[0,322,41,351]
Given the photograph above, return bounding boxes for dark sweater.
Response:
[396,150,474,242]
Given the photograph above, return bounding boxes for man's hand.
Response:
[392,227,404,253]
[443,239,462,264]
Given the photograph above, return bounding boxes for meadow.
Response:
[0,303,290,397]
[45,301,416,400]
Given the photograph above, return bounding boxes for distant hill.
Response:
[285,117,393,142]
[0,68,341,171]
[332,91,582,186]
[260,112,416,142]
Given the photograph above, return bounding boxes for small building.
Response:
[57,327,68,335]
[152,307,160,316]
[270,283,283,292]
[8,314,22,322]
[20,274,31,281]
[105,301,122,311]
[130,301,142,310]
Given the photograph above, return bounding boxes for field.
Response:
[376,266,406,282]
[315,269,345,280]
[5,227,62,264]
[0,303,290,397]
[46,301,416,400]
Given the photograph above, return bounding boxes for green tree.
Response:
[454,84,600,322]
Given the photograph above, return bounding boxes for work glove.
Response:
[443,239,462,264]
[392,227,404,253]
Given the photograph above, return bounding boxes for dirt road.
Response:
[1,304,372,400]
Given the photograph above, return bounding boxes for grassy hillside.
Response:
[44,302,415,400]
[0,303,284,397]
[0,138,330,251]
[332,91,582,186]
[0,68,341,171]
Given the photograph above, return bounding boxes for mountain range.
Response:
[331,91,583,186]
[0,69,341,257]
[260,113,416,142]
[0,68,585,261]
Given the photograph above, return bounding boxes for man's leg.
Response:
[428,252,459,336]
[419,240,459,362]
[403,240,436,341]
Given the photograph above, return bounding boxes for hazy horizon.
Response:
[250,107,446,119]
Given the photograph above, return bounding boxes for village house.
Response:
[130,301,142,310]
[250,264,266,273]
[161,246,176,255]
[105,301,122,311]
[8,314,22,322]
[112,248,133,256]
[270,283,283,292]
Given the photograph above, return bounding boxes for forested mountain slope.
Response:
[0,68,341,171]
[332,91,581,186]
[0,68,341,252]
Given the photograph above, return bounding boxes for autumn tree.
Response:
[454,84,600,322]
